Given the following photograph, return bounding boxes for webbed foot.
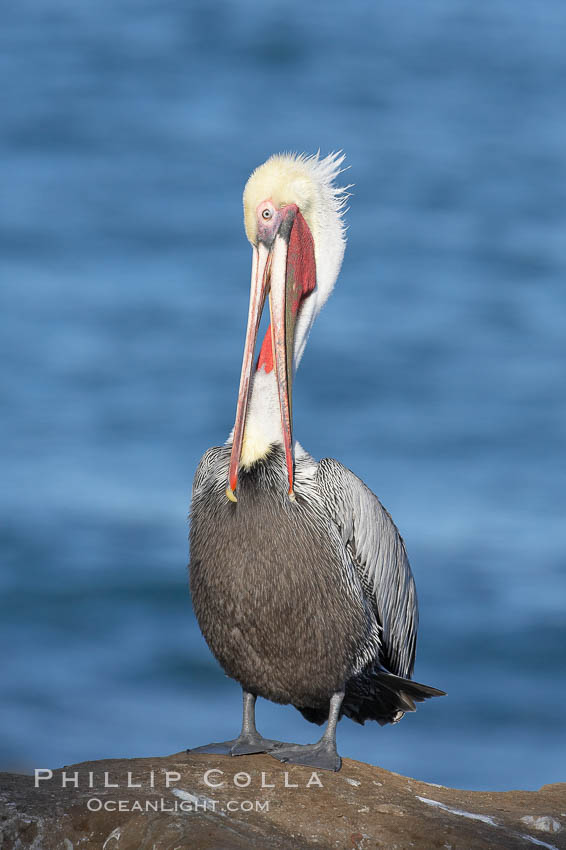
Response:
[269,740,342,771]
[188,735,286,757]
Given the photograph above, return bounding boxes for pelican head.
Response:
[227,152,350,503]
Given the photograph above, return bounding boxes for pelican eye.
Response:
[261,208,273,220]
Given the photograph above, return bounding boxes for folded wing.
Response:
[316,457,417,679]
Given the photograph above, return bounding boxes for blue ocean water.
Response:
[1,0,565,792]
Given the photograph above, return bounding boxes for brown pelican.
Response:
[189,152,444,771]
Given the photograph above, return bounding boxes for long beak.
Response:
[226,208,299,502]
[226,241,271,501]
[268,223,298,500]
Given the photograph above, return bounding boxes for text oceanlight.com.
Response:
[85,797,270,813]
[33,768,324,814]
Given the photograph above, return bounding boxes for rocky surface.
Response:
[1,751,565,849]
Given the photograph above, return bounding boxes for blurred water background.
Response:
[1,0,565,792]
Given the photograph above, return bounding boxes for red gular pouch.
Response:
[256,210,317,374]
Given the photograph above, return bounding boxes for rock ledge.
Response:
[1,751,565,849]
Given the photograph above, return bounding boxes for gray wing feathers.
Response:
[317,458,418,679]
[192,446,225,497]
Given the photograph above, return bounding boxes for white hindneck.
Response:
[238,368,283,467]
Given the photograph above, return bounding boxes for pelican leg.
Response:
[269,690,344,771]
[188,690,285,756]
